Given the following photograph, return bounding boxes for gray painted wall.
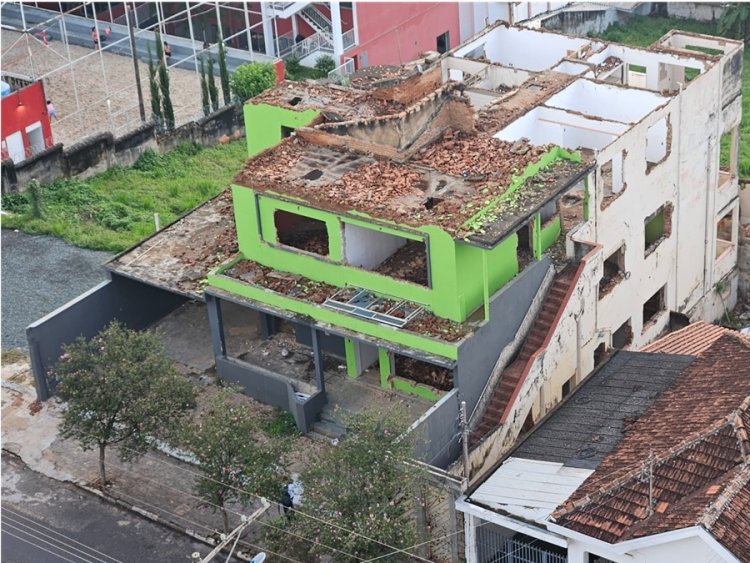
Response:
[411,389,461,469]
[454,257,552,416]
[216,356,326,433]
[27,273,187,400]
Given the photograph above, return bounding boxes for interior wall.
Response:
[343,221,407,269]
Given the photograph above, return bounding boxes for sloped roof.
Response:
[641,321,746,355]
[552,334,750,560]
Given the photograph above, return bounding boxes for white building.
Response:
[438,22,745,480]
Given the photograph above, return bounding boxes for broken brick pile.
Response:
[224,259,470,342]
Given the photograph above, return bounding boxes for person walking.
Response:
[163,41,172,63]
[91,27,99,49]
[46,100,58,121]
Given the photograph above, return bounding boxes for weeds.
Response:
[259,409,300,438]
[1,141,246,252]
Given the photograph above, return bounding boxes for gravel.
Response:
[1,229,112,349]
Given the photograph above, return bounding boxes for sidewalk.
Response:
[1,358,277,561]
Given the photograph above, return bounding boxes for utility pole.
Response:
[126,2,146,123]
[194,500,269,562]
[460,400,470,486]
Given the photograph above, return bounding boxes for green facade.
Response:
[244,103,320,157]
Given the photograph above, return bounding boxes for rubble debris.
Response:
[395,355,453,391]
[373,240,429,286]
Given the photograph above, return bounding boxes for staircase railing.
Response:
[301,4,332,32]
[342,28,356,50]
[282,31,333,60]
[328,57,355,80]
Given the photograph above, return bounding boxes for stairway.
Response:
[470,267,576,446]
[300,4,333,40]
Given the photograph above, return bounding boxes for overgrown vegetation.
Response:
[314,54,336,76]
[155,32,175,130]
[1,349,26,365]
[218,37,231,105]
[200,56,210,117]
[147,44,161,122]
[230,62,277,101]
[207,53,219,112]
[1,141,247,251]
[590,15,750,176]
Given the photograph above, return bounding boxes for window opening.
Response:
[281,125,295,138]
[343,222,428,286]
[715,209,735,260]
[593,342,607,367]
[599,245,625,298]
[612,319,633,349]
[644,203,672,255]
[600,150,626,210]
[395,354,452,391]
[274,210,330,256]
[643,285,666,328]
[516,223,534,270]
[436,31,450,54]
[562,375,575,398]
[645,116,671,172]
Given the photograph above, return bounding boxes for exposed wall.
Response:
[411,389,461,468]
[27,273,188,401]
[346,2,460,67]
[243,102,320,157]
[2,104,244,193]
[666,2,726,22]
[540,6,628,36]
[1,81,53,161]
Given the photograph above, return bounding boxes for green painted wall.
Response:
[244,103,320,157]
[209,269,460,360]
[344,338,358,378]
[540,216,561,254]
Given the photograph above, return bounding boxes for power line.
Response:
[1,528,80,563]
[2,518,111,563]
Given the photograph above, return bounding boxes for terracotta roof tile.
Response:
[641,321,747,355]
[553,334,750,560]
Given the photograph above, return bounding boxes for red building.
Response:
[1,78,54,164]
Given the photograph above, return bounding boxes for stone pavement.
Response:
[1,358,280,561]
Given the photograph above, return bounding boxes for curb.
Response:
[2,448,255,562]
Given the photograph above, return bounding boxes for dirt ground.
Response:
[2,29,205,146]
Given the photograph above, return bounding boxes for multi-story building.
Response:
[27,22,744,479]
[1,74,53,164]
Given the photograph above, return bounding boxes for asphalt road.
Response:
[1,453,220,563]
[1,229,112,349]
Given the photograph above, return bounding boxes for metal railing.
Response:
[300,4,332,35]
[342,27,356,50]
[281,31,333,59]
[476,532,567,563]
[327,57,355,80]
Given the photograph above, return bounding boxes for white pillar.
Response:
[291,14,298,39]
[260,2,275,56]
[243,1,253,59]
[331,1,344,61]
[464,514,478,563]
[351,2,359,45]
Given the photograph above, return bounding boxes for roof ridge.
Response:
[699,466,750,530]
[554,414,744,520]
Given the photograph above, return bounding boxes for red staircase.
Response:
[470,267,576,446]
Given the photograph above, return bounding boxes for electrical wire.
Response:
[2,518,112,563]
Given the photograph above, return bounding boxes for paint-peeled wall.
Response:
[346,2,460,67]
[243,103,320,157]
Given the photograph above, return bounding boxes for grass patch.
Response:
[259,409,301,438]
[1,349,26,365]
[286,65,327,81]
[591,15,750,175]
[1,141,247,252]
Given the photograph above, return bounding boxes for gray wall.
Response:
[2,105,244,194]
[216,356,326,433]
[411,389,461,469]
[27,273,187,400]
[454,257,551,416]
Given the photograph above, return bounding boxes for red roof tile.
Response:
[641,321,747,355]
[553,334,750,561]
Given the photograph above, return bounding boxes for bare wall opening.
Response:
[394,354,452,391]
[600,150,627,210]
[343,222,428,286]
[644,203,673,255]
[274,210,330,256]
[645,116,671,173]
[612,318,633,349]
[715,209,735,260]
[643,285,666,329]
[599,244,625,299]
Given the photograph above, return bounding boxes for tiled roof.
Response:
[640,320,746,355]
[553,334,750,560]
[511,351,693,469]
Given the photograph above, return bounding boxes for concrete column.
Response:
[330,1,344,60]
[464,514,479,563]
[291,14,298,40]
[260,2,275,56]
[351,2,359,45]
[259,312,278,340]
[206,294,226,359]
[311,328,325,393]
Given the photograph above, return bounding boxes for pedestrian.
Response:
[280,484,293,517]
[91,26,99,49]
[46,100,58,121]
[163,41,172,62]
[101,26,111,43]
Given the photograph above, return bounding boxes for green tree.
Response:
[55,322,195,488]
[719,3,750,42]
[265,409,426,561]
[180,390,284,532]
[207,54,219,112]
[229,62,277,101]
[146,44,161,122]
[199,56,210,117]
[155,32,175,130]
[314,54,336,76]
[217,36,231,106]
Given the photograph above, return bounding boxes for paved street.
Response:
[1,452,233,563]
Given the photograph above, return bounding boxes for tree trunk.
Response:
[221,506,229,533]
[99,443,107,488]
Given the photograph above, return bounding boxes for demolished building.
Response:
[28,22,744,476]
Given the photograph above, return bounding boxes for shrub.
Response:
[285,55,302,76]
[230,62,277,101]
[314,54,336,75]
